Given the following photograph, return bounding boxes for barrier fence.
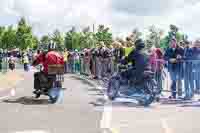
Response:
[64,54,200,98]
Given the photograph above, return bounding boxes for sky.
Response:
[0,0,200,40]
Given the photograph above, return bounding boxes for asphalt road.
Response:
[1,70,200,133]
[0,72,103,133]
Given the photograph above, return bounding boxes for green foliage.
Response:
[145,25,163,50]
[16,17,36,50]
[0,26,6,49]
[95,25,113,46]
[51,29,64,51]
[1,26,17,50]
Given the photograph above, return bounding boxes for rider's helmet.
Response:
[135,39,145,50]
[48,40,56,51]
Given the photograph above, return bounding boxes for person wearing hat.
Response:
[164,38,184,99]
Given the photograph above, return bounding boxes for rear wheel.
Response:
[49,81,62,104]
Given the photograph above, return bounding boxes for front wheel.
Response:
[107,77,120,100]
[138,95,155,106]
[138,79,156,106]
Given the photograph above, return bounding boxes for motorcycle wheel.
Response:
[49,95,59,104]
[138,80,156,106]
[107,77,120,100]
[138,95,155,106]
[49,88,60,104]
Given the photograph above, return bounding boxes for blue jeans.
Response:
[184,62,194,99]
[193,62,200,92]
[64,61,68,73]
[169,70,180,98]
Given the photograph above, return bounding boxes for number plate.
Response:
[56,74,64,82]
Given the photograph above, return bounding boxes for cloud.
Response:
[0,0,200,40]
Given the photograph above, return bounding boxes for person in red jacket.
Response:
[32,41,64,94]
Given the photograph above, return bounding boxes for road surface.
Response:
[0,71,103,133]
[1,70,200,133]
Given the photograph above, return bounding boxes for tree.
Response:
[32,36,39,50]
[64,31,73,50]
[1,26,17,50]
[160,24,184,50]
[16,17,36,50]
[95,25,113,46]
[40,35,51,50]
[0,26,5,49]
[145,25,163,50]
[51,29,64,51]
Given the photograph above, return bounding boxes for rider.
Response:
[32,41,64,94]
[121,39,150,82]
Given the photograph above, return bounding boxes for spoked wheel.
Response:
[138,95,155,107]
[138,80,156,106]
[107,77,120,100]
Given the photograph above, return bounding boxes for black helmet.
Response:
[48,41,56,51]
[135,39,145,50]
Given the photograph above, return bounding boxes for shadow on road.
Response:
[69,75,95,87]
[159,98,196,105]
[3,96,51,105]
[180,102,200,108]
[90,98,155,109]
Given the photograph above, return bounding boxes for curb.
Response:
[69,74,106,93]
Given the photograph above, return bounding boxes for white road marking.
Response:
[13,130,50,133]
[101,94,112,129]
[0,95,10,100]
[161,118,173,133]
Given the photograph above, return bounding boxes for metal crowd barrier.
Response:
[65,54,200,97]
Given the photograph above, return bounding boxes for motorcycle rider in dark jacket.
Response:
[120,39,150,83]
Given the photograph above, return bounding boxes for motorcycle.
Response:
[107,65,161,106]
[33,65,65,104]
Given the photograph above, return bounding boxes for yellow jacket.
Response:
[124,47,134,57]
[63,51,69,62]
[23,56,29,64]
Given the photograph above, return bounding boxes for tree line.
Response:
[0,17,188,51]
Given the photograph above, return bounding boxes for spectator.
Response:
[74,49,80,74]
[63,48,69,73]
[84,49,91,76]
[23,53,30,71]
[183,41,194,100]
[164,38,184,99]
[192,40,200,94]
[112,41,124,72]
[149,47,164,91]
